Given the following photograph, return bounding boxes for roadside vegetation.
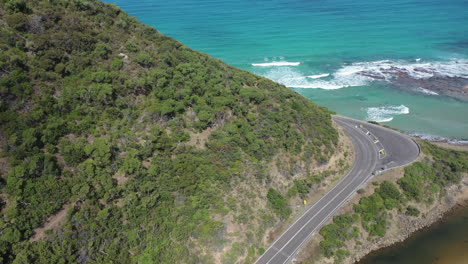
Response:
[0,0,339,263]
[316,141,468,263]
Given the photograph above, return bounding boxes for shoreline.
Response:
[357,198,468,263]
[351,174,468,264]
[411,135,468,147]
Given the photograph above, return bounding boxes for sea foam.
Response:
[257,59,468,90]
[252,61,300,67]
[410,133,468,145]
[366,105,410,123]
[262,67,369,90]
[417,87,439,96]
[340,59,468,80]
[307,73,330,79]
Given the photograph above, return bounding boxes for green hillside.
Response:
[0,0,338,263]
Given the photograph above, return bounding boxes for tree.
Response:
[84,138,113,166]
[136,53,153,68]
[5,13,28,31]
[94,42,112,59]
[267,188,291,219]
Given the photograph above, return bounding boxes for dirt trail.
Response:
[30,204,71,242]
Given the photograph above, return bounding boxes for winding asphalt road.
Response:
[255,115,420,264]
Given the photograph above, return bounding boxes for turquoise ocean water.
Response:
[107,0,468,141]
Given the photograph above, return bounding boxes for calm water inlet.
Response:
[359,205,468,264]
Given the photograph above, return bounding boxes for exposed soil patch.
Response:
[0,135,11,177]
[186,126,216,149]
[30,204,71,242]
[113,171,129,186]
[185,109,231,150]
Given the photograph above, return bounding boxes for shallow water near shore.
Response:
[358,205,468,264]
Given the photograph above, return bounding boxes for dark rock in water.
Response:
[359,71,386,80]
[356,66,468,101]
[354,95,368,101]
[413,67,432,74]
[396,76,468,101]
[379,66,409,78]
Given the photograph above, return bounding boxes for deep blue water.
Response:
[107,0,468,140]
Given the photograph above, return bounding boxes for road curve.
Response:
[255,115,419,264]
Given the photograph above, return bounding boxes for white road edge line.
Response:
[254,129,361,263]
[267,169,364,264]
[256,121,364,263]
[257,116,404,264]
[280,124,379,263]
[266,121,373,263]
[282,167,377,264]
[276,121,378,264]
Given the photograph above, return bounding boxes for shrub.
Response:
[94,42,112,59]
[319,214,358,258]
[405,206,420,217]
[125,39,139,52]
[240,88,265,103]
[5,13,28,31]
[5,0,30,13]
[136,52,153,67]
[267,188,291,219]
[197,109,215,128]
[110,58,123,70]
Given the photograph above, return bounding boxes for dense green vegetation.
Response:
[319,214,359,261]
[0,0,339,263]
[267,188,291,219]
[317,141,468,263]
[288,170,336,199]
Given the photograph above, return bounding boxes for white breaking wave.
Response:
[417,87,439,95]
[252,61,300,67]
[307,73,330,79]
[366,105,410,123]
[339,59,468,80]
[262,67,369,90]
[370,116,394,123]
[257,59,468,90]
